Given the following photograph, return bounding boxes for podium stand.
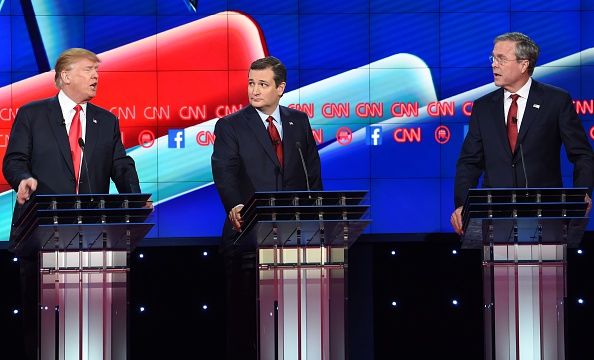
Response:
[11,194,153,360]
[461,188,589,360]
[236,191,370,360]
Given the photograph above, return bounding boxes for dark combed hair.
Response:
[250,56,286,86]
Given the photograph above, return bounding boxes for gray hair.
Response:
[494,32,539,75]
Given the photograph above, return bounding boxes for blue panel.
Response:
[156,183,224,238]
[9,0,21,15]
[511,12,580,67]
[440,13,509,68]
[156,15,199,33]
[580,66,594,104]
[440,123,466,179]
[84,0,157,15]
[299,0,368,13]
[0,15,9,71]
[370,0,438,12]
[0,71,9,87]
[158,0,199,15]
[10,16,38,72]
[440,67,493,101]
[439,178,454,232]
[584,0,594,10]
[512,0,579,11]
[0,0,10,15]
[36,16,84,67]
[370,122,441,178]
[370,178,441,233]
[228,0,297,15]
[440,0,508,12]
[300,14,369,69]
[581,12,594,51]
[30,0,83,15]
[371,13,439,68]
[249,15,298,70]
[85,16,157,54]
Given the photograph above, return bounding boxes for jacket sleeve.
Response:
[454,103,485,208]
[211,118,243,213]
[3,107,35,191]
[110,115,141,193]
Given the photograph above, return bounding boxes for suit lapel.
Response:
[47,96,75,177]
[244,106,282,169]
[84,103,99,165]
[516,80,543,151]
[490,89,513,157]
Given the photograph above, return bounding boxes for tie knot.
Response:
[510,94,520,102]
[266,116,274,124]
[74,104,82,113]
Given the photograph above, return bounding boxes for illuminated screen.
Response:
[1,0,594,242]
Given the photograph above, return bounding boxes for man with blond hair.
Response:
[3,48,141,359]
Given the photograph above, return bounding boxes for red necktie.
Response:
[266,116,283,167]
[507,94,519,153]
[69,105,82,193]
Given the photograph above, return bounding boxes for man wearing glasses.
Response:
[451,32,593,234]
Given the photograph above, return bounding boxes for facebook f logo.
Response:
[168,129,185,148]
[366,126,382,146]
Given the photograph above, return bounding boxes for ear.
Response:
[60,70,70,85]
[521,60,529,74]
[276,82,286,97]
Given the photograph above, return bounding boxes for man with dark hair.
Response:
[3,48,141,359]
[212,56,322,358]
[451,32,593,234]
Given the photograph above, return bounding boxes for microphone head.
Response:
[295,141,302,149]
[512,117,518,124]
[78,138,85,149]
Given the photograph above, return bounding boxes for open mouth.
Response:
[90,82,97,90]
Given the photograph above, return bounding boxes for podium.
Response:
[236,191,370,360]
[461,188,589,360]
[11,194,153,360]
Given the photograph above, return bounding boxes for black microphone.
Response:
[512,116,518,124]
[78,138,93,194]
[61,118,66,126]
[295,142,311,195]
[519,143,528,188]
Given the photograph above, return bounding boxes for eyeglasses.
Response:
[489,55,525,65]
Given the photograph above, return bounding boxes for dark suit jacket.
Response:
[211,105,322,245]
[455,80,594,208]
[3,96,140,248]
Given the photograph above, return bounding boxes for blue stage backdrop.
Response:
[1,0,594,241]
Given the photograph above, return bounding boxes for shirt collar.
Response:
[504,77,532,100]
[254,105,281,124]
[58,90,88,114]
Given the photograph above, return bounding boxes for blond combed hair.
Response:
[54,48,101,88]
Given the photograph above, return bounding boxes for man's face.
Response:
[491,40,529,93]
[61,58,99,103]
[248,68,285,115]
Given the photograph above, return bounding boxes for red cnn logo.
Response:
[196,130,216,146]
[393,127,421,143]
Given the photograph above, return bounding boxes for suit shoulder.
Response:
[472,88,501,105]
[280,105,310,125]
[537,81,572,98]
[281,105,307,117]
[89,103,116,119]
